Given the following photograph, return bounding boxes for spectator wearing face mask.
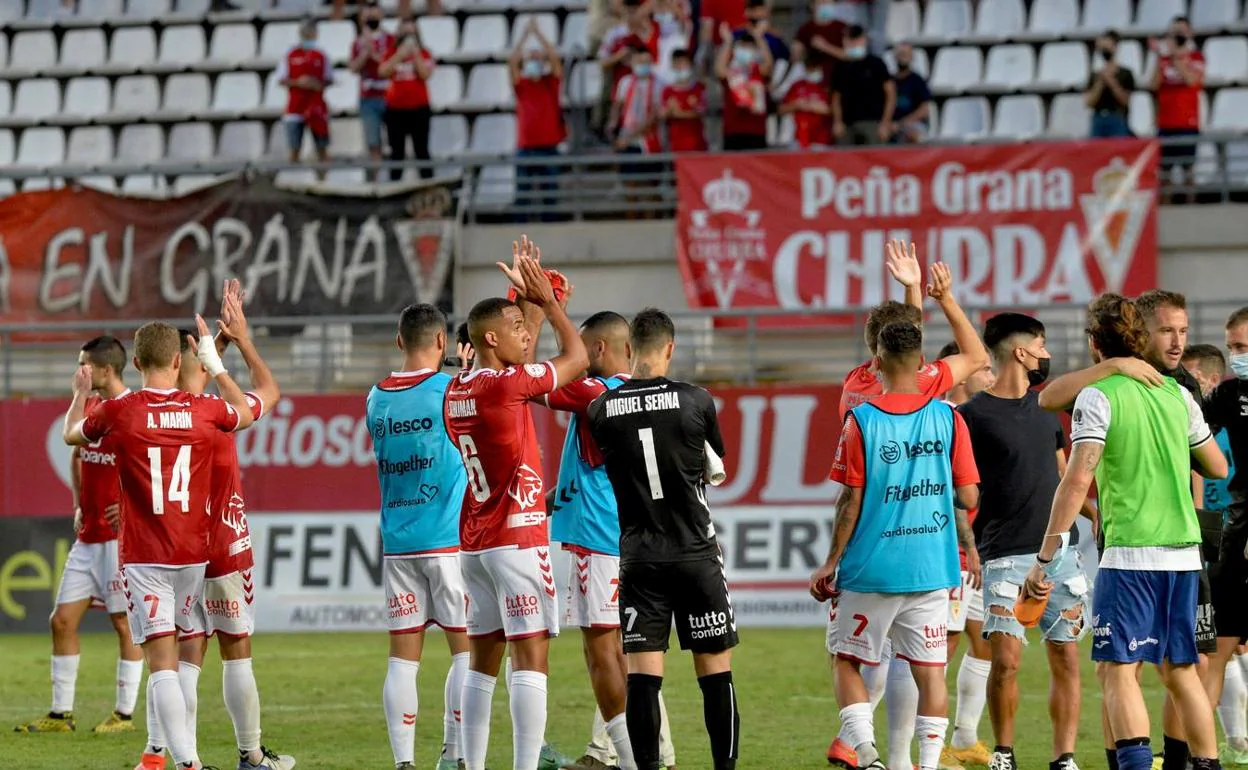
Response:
[661,48,708,152]
[511,18,567,220]
[1086,30,1135,139]
[830,0,889,57]
[600,0,665,100]
[349,1,397,180]
[715,23,772,151]
[278,19,333,173]
[699,0,746,60]
[831,24,893,145]
[1150,15,1205,201]
[890,42,932,144]
[734,0,789,64]
[379,20,435,181]
[779,51,830,148]
[793,0,848,84]
[610,45,665,213]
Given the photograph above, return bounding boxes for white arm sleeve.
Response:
[1070,387,1111,444]
[1180,386,1214,448]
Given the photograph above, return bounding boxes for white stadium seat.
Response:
[0,0,22,22]
[17,127,66,167]
[14,79,61,120]
[159,26,208,67]
[430,114,469,158]
[1036,41,1090,90]
[324,69,360,112]
[117,124,165,164]
[173,175,220,195]
[113,76,161,117]
[1028,0,1078,36]
[126,0,172,18]
[461,16,508,57]
[316,20,356,63]
[983,44,1035,90]
[325,168,367,186]
[470,113,517,154]
[1211,87,1248,130]
[209,24,259,65]
[1081,0,1132,32]
[26,0,71,20]
[329,117,365,157]
[511,14,560,48]
[211,72,263,114]
[992,94,1044,138]
[881,47,930,78]
[121,175,166,195]
[921,0,973,38]
[463,64,514,110]
[929,46,983,92]
[418,17,460,59]
[0,82,10,118]
[0,129,13,164]
[162,73,212,116]
[476,163,516,207]
[1047,93,1090,137]
[974,0,1026,38]
[1135,0,1190,34]
[12,31,58,72]
[1130,91,1156,136]
[60,30,107,72]
[1191,0,1239,30]
[260,23,300,62]
[167,122,216,162]
[567,60,602,107]
[561,12,589,54]
[217,121,266,161]
[62,78,111,119]
[0,35,8,71]
[887,0,921,43]
[264,71,288,110]
[109,28,159,71]
[939,96,990,139]
[427,65,465,110]
[1203,37,1248,85]
[66,126,114,165]
[173,0,210,16]
[1112,40,1145,80]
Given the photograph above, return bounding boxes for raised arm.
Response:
[498,236,550,363]
[924,261,989,386]
[519,257,588,388]
[883,238,925,313]
[194,315,256,431]
[215,285,280,413]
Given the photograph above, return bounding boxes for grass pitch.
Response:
[2,629,1178,769]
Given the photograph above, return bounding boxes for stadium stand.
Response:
[0,0,1239,194]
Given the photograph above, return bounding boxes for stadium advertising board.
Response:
[0,386,842,630]
[675,139,1159,314]
[0,175,457,323]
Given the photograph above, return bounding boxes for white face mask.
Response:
[1230,352,1248,380]
[522,59,544,78]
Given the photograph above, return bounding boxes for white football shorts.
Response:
[383,554,468,634]
[462,546,559,640]
[56,539,126,615]
[564,549,621,629]
[180,568,257,640]
[121,564,206,645]
[827,588,949,667]
[948,570,985,632]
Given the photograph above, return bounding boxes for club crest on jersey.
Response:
[524,363,548,379]
[508,463,544,511]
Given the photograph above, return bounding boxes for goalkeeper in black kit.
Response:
[587,308,739,770]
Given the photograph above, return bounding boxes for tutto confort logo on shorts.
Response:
[688,611,731,640]
[878,439,945,464]
[505,594,540,618]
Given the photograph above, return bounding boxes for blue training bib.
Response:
[551,376,626,555]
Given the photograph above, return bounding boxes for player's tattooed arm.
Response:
[810,486,861,600]
[1056,448,1098,520]
[955,504,982,589]
[1038,441,1102,563]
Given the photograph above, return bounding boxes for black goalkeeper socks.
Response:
[626,673,664,770]
[1162,735,1189,770]
[698,670,740,770]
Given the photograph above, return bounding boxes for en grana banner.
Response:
[675,139,1159,315]
[0,175,457,324]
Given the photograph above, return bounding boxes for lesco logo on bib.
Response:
[881,439,946,464]
[879,441,902,464]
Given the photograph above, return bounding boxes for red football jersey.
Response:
[445,363,558,552]
[277,45,333,117]
[1157,50,1205,131]
[76,391,130,544]
[81,388,241,567]
[838,359,954,422]
[784,80,832,147]
[660,82,708,152]
[352,32,396,99]
[205,393,265,579]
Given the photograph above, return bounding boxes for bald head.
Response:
[581,311,631,377]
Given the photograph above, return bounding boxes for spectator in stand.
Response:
[379,18,435,181]
[511,18,567,220]
[660,48,708,152]
[1151,15,1205,202]
[349,1,397,181]
[716,23,772,150]
[736,0,789,64]
[1086,30,1135,139]
[609,44,664,213]
[891,42,932,143]
[793,0,848,84]
[278,19,333,175]
[598,0,667,135]
[835,0,889,57]
[699,0,746,65]
[831,24,893,145]
[654,0,696,81]
[779,49,831,148]
[330,0,441,19]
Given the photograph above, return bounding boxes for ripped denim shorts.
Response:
[982,551,1090,643]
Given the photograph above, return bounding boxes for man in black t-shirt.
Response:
[1086,30,1136,138]
[587,308,739,770]
[957,313,1089,770]
[830,24,894,146]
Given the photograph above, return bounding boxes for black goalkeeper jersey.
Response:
[587,376,726,565]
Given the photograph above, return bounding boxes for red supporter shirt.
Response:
[81,388,241,567]
[701,0,747,45]
[353,32,397,99]
[515,74,567,150]
[599,22,661,94]
[721,65,767,137]
[77,391,130,545]
[838,359,954,422]
[205,393,265,579]
[1156,50,1205,131]
[784,80,832,147]
[795,20,847,81]
[278,45,333,117]
[385,49,434,109]
[661,82,708,152]
[830,394,979,490]
[444,363,558,552]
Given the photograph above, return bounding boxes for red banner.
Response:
[676,139,1159,314]
[0,385,845,518]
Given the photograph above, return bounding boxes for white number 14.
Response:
[146,445,191,516]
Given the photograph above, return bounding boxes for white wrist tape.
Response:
[197,335,227,377]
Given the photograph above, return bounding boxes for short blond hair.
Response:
[133,322,181,370]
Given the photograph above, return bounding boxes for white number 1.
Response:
[146,445,191,516]
[638,428,664,500]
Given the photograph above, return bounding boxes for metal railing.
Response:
[1,133,1246,222]
[4,300,1245,397]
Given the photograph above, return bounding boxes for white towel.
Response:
[704,441,726,486]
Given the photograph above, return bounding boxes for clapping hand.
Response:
[497,234,541,296]
[926,261,954,303]
[884,239,921,288]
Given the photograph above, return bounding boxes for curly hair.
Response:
[1086,293,1150,360]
